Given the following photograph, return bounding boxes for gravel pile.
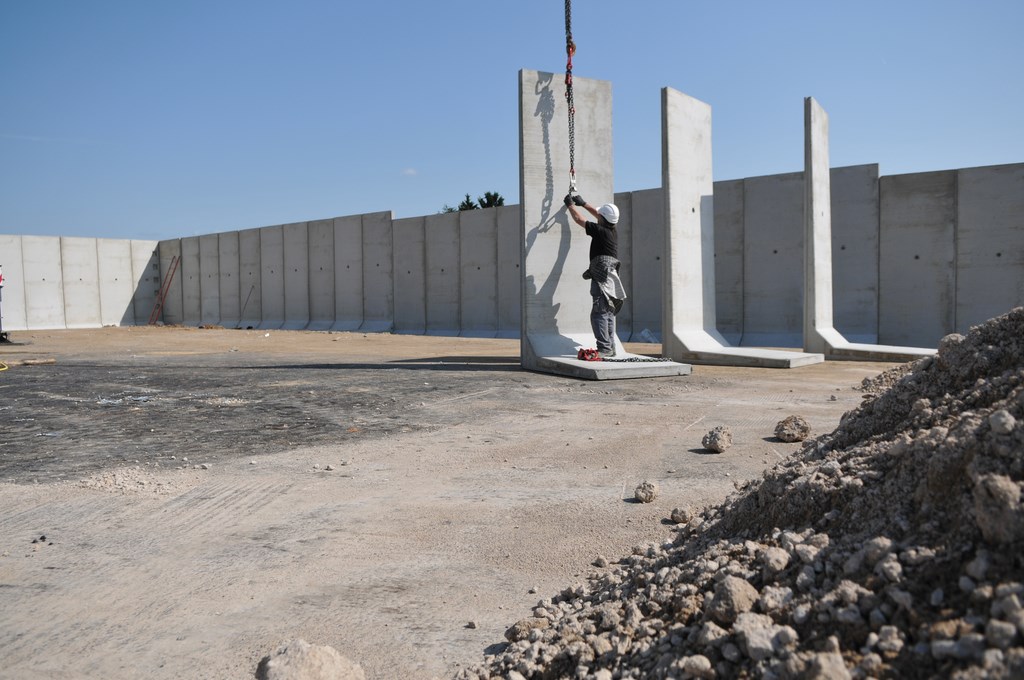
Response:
[459,308,1023,679]
[858,363,914,397]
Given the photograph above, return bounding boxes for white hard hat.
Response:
[598,203,619,225]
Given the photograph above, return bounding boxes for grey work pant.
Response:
[590,291,616,354]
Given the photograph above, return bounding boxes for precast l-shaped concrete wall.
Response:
[517,69,688,379]
[660,86,822,367]
[803,97,934,361]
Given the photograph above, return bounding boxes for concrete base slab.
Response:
[812,327,935,362]
[825,343,934,362]
[530,353,692,380]
[669,331,824,367]
[523,331,690,380]
[532,352,692,378]
[528,331,688,378]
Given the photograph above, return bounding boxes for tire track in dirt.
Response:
[155,479,296,534]
[1,479,301,676]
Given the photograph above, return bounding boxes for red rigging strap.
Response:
[565,0,576,192]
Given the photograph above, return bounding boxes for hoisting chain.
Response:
[564,0,576,192]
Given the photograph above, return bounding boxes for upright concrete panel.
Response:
[0,235,28,331]
[662,88,819,367]
[281,222,310,330]
[956,163,1024,331]
[61,237,101,328]
[629,188,664,342]
[307,219,335,330]
[157,240,184,325]
[831,164,879,343]
[259,225,285,329]
[96,239,135,326]
[879,171,956,345]
[179,237,202,326]
[803,97,835,354]
[611,191,633,341]
[460,208,498,337]
[520,69,613,367]
[662,89,716,340]
[360,211,393,332]
[238,229,262,328]
[199,234,221,326]
[805,97,933,361]
[217,232,241,328]
[424,212,460,335]
[713,179,744,344]
[742,172,804,347]
[332,215,363,331]
[393,216,426,334]
[22,236,65,329]
[519,69,686,379]
[130,241,159,326]
[496,205,522,338]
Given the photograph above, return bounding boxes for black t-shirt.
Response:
[585,221,617,260]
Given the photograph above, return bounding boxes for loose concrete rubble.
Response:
[459,307,1024,679]
[671,507,696,525]
[702,426,733,453]
[635,481,660,503]
[255,639,365,680]
[774,415,811,443]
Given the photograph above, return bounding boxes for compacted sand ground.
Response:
[0,327,894,679]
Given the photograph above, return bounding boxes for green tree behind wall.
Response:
[440,191,505,213]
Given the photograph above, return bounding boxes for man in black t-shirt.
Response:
[565,193,624,358]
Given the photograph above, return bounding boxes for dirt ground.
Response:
[0,327,900,679]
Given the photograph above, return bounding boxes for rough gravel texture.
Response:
[460,307,1024,680]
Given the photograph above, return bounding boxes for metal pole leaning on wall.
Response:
[0,264,8,343]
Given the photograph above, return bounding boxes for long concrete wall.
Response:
[1,163,1020,343]
[0,234,158,331]
[147,206,524,339]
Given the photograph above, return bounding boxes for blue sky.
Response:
[2,0,1021,241]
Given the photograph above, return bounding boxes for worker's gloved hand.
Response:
[563,193,573,207]
[572,194,586,207]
